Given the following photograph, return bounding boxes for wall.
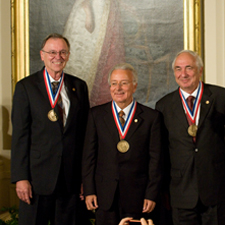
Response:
[0,0,224,208]
[204,0,225,86]
[0,0,14,209]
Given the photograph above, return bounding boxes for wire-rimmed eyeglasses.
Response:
[42,50,69,58]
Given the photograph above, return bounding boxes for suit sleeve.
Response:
[155,101,171,193]
[82,109,98,196]
[11,81,31,183]
[145,111,163,201]
[79,81,90,145]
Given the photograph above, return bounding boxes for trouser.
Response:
[18,163,80,225]
[172,199,225,225]
[95,186,144,225]
[18,191,80,225]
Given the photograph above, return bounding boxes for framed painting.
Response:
[11,0,203,108]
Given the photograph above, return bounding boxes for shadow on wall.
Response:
[0,157,10,209]
[0,157,19,209]
[0,107,19,209]
[2,106,11,150]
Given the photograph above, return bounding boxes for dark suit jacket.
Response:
[156,83,225,209]
[82,102,162,213]
[11,68,89,195]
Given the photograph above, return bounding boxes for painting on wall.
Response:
[12,0,203,108]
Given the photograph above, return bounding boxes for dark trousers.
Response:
[18,191,79,225]
[172,199,225,225]
[18,164,82,225]
[95,187,145,225]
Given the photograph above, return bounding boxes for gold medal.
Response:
[117,140,130,153]
[48,109,58,122]
[188,124,198,137]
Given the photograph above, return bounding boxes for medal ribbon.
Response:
[179,81,204,124]
[112,101,137,139]
[43,68,64,108]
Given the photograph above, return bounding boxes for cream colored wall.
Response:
[0,0,14,209]
[0,0,224,209]
[204,0,225,86]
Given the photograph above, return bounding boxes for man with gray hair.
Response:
[82,63,162,225]
[156,50,225,224]
[11,33,90,225]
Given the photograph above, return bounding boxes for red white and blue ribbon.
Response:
[179,81,204,124]
[112,100,137,139]
[43,68,64,109]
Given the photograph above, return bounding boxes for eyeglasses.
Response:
[42,50,69,58]
[110,81,131,87]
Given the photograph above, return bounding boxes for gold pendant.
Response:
[48,109,58,122]
[188,124,198,137]
[117,140,130,153]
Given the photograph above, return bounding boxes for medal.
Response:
[112,101,137,139]
[112,101,137,153]
[48,109,58,121]
[117,140,130,153]
[179,81,203,138]
[188,124,198,137]
[43,68,64,122]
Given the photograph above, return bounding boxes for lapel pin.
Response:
[206,100,209,104]
[72,88,76,91]
[134,119,138,123]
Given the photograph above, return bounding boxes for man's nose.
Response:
[181,68,187,76]
[116,83,122,89]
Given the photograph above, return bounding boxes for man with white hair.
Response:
[156,50,225,225]
[82,63,162,225]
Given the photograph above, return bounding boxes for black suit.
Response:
[156,83,225,223]
[82,102,162,224]
[11,68,89,224]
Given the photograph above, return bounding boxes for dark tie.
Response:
[118,110,125,127]
[51,82,63,122]
[118,110,125,140]
[186,96,196,142]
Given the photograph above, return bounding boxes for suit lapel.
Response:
[198,84,213,128]
[125,103,143,140]
[36,69,50,103]
[63,75,80,132]
[172,89,189,129]
[104,102,122,143]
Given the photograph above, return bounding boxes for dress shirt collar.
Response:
[180,83,200,100]
[114,100,134,120]
[49,74,62,83]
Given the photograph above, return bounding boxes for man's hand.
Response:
[85,194,98,210]
[16,180,32,205]
[142,199,156,213]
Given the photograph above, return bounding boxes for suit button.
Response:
[195,148,198,152]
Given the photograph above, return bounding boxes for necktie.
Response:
[118,110,125,140]
[186,96,196,142]
[118,110,125,127]
[51,82,63,122]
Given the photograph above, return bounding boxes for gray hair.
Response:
[172,50,203,71]
[41,33,70,51]
[108,63,138,85]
